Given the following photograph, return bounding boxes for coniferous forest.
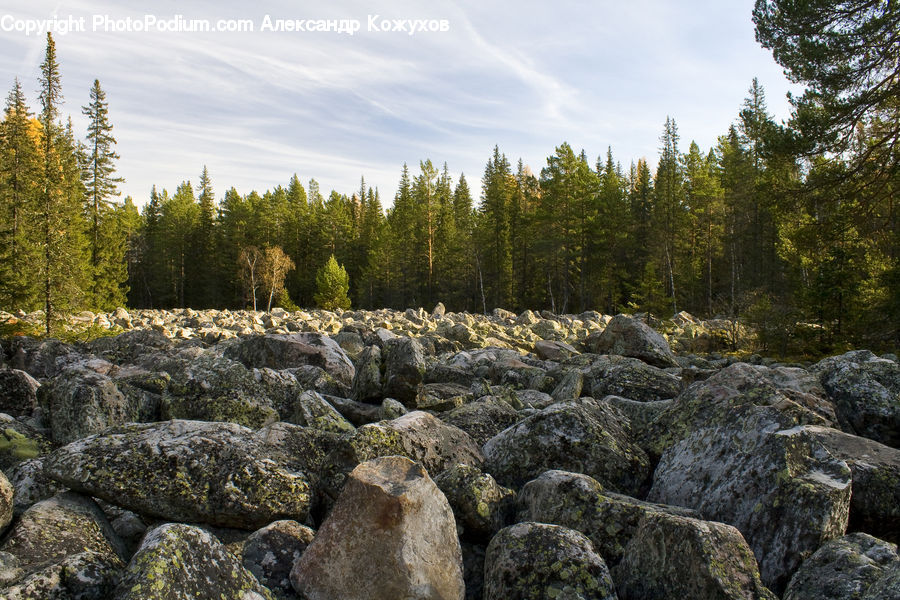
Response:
[1,1,898,355]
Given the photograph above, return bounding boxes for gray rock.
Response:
[0,492,126,573]
[0,470,11,533]
[40,366,130,445]
[784,533,898,600]
[586,355,682,402]
[533,339,579,361]
[225,332,355,385]
[551,370,583,402]
[863,562,900,599]
[649,423,852,594]
[434,464,515,543]
[240,520,315,600]
[0,550,23,586]
[85,329,173,364]
[516,469,699,566]
[484,522,616,600]
[483,398,650,494]
[286,390,355,434]
[442,400,520,447]
[380,397,408,420]
[814,350,900,447]
[44,420,312,529]
[6,458,63,516]
[1,550,123,599]
[613,511,776,600]
[591,314,678,367]
[114,523,275,600]
[369,411,485,475]
[0,369,40,417]
[350,344,382,403]
[382,337,426,406]
[291,456,464,600]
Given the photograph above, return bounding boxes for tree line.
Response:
[1,4,898,354]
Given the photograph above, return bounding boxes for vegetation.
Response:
[0,6,897,354]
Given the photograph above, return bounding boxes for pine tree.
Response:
[0,79,40,309]
[478,146,515,310]
[37,33,88,333]
[314,254,351,310]
[193,166,218,307]
[82,78,126,309]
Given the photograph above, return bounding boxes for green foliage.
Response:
[276,288,299,311]
[314,255,351,311]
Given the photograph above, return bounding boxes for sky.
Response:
[0,0,801,206]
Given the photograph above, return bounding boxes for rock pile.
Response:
[0,307,897,599]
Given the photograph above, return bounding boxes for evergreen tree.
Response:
[37,33,88,333]
[478,146,515,310]
[314,254,351,310]
[653,117,685,316]
[0,79,40,309]
[193,166,218,307]
[82,78,126,309]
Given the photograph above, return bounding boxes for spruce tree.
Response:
[314,254,351,310]
[194,166,218,307]
[82,78,126,309]
[0,79,40,309]
[37,33,87,333]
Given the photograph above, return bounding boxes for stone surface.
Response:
[350,344,383,403]
[1,550,123,600]
[0,369,40,417]
[0,492,126,573]
[516,469,699,566]
[285,390,355,434]
[224,332,355,385]
[483,398,650,494]
[291,456,464,600]
[591,313,678,367]
[783,533,899,600]
[114,523,276,600]
[649,422,852,594]
[442,400,519,447]
[43,420,311,529]
[586,354,682,402]
[814,350,900,447]
[483,522,617,600]
[0,470,12,533]
[239,520,315,600]
[434,464,515,543]
[0,414,54,473]
[382,336,426,406]
[6,457,63,516]
[40,366,130,445]
[613,512,777,600]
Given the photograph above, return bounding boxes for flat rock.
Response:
[43,420,311,529]
[291,455,464,600]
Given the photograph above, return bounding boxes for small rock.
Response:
[240,520,315,599]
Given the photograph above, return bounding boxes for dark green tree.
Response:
[314,254,351,310]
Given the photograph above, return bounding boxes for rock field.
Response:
[0,305,898,599]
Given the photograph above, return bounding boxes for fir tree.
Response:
[314,254,351,310]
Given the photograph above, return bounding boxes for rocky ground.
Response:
[0,305,897,599]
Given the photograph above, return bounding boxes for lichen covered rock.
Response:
[1,550,123,600]
[114,523,275,600]
[516,469,699,566]
[484,398,650,494]
[43,420,311,529]
[590,314,678,367]
[224,332,356,385]
[0,369,40,417]
[0,414,54,473]
[238,520,315,600]
[613,512,776,600]
[434,464,515,542]
[442,400,520,447]
[285,390,355,434]
[40,366,130,445]
[483,521,617,600]
[649,422,852,593]
[382,336,426,406]
[783,533,898,600]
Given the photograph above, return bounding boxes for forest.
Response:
[0,1,898,355]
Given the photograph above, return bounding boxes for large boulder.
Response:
[382,337,426,406]
[613,512,776,600]
[39,366,130,445]
[442,400,520,447]
[863,562,900,599]
[516,469,699,566]
[114,523,276,600]
[6,458,63,516]
[483,398,650,494]
[813,350,900,447]
[483,522,617,600]
[43,420,312,529]
[649,422,852,594]
[586,355,682,402]
[0,492,126,573]
[224,332,355,385]
[0,369,40,417]
[85,329,173,365]
[0,470,11,533]
[285,390,355,434]
[805,426,900,544]
[590,314,678,367]
[350,344,382,403]
[291,456,464,600]
[783,533,899,600]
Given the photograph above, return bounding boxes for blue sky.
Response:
[0,1,800,205]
